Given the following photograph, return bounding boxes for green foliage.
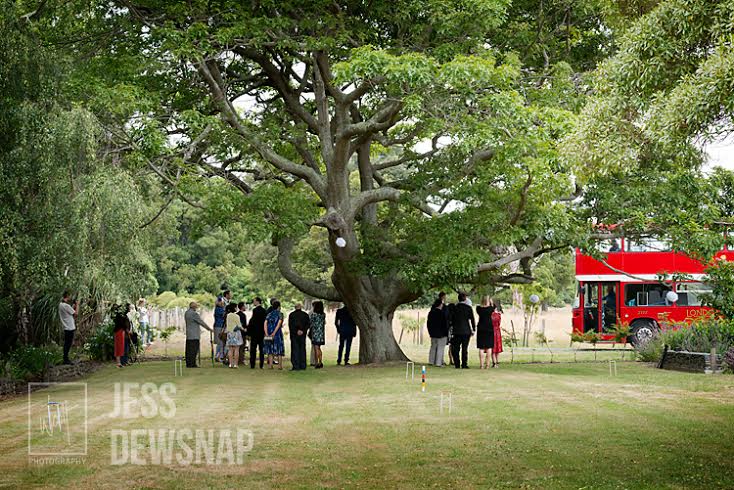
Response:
[582,331,601,345]
[661,319,734,353]
[612,322,631,344]
[636,334,664,362]
[1,344,63,380]
[84,322,115,362]
[567,0,734,263]
[0,5,159,348]
[191,293,216,308]
[158,326,177,356]
[570,331,586,344]
[166,296,198,309]
[158,326,177,343]
[702,260,734,320]
[150,292,177,308]
[398,314,421,333]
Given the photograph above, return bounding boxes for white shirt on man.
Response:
[59,302,76,331]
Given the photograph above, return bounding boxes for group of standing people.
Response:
[427,292,503,369]
[59,289,153,368]
[184,291,358,371]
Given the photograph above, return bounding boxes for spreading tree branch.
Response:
[276,237,343,301]
[195,57,327,199]
[477,237,543,273]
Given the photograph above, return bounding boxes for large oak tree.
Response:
[40,0,619,362]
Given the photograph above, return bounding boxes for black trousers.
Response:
[338,336,353,364]
[63,330,75,363]
[290,334,307,370]
[451,335,470,368]
[185,339,199,367]
[250,338,264,368]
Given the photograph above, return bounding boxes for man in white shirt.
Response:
[58,291,78,364]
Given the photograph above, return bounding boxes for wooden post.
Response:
[418,312,422,345]
[711,347,718,374]
[658,344,669,369]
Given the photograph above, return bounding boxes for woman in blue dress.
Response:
[264,300,285,370]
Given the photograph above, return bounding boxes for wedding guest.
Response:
[491,299,504,368]
[58,291,78,365]
[309,301,326,369]
[476,296,495,369]
[226,303,244,368]
[288,303,310,371]
[427,299,448,367]
[249,297,266,369]
[183,302,212,368]
[335,304,357,366]
[450,293,475,369]
[264,300,285,369]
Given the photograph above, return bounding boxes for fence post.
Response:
[657,344,669,369]
[711,347,717,374]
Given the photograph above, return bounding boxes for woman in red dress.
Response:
[113,305,128,368]
[491,299,503,368]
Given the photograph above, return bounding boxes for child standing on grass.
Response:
[225,303,243,368]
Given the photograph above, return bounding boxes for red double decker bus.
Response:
[572,237,726,345]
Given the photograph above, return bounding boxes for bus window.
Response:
[625,283,672,306]
[626,238,671,252]
[625,284,644,306]
[592,239,620,253]
[675,283,712,307]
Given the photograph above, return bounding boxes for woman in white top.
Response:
[137,299,151,344]
[225,303,244,368]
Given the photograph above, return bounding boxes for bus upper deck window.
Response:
[592,239,620,253]
[627,237,671,252]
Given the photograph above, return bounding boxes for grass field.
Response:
[1,352,733,489]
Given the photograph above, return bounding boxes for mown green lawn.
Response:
[1,354,733,489]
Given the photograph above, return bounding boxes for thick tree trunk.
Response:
[349,296,407,364]
[331,258,418,363]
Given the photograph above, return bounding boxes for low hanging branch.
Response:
[276,237,343,301]
[476,237,544,273]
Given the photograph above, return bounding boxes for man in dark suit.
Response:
[335,304,357,365]
[288,303,310,370]
[450,293,475,369]
[249,297,266,369]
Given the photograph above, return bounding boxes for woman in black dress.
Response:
[476,296,495,369]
